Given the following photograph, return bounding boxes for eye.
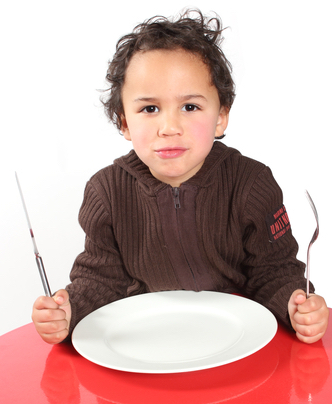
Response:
[141,105,159,113]
[182,104,200,112]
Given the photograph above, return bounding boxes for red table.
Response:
[1,310,331,404]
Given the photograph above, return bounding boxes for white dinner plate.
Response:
[72,290,277,373]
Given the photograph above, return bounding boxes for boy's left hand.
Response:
[288,289,329,344]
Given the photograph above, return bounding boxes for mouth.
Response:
[154,147,188,159]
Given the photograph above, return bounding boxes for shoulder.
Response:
[79,149,146,219]
[86,149,138,194]
[210,141,269,186]
[209,141,265,171]
[212,142,283,209]
[79,159,126,222]
[221,143,266,171]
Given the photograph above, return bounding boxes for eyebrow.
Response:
[133,94,207,103]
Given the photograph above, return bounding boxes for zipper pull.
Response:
[173,187,181,209]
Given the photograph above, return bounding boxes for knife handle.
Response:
[35,254,52,297]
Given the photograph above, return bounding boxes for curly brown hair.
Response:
[102,9,236,130]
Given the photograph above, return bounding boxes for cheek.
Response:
[128,128,153,160]
[130,135,146,154]
[125,118,149,149]
[187,115,217,143]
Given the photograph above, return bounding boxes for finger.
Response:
[292,290,307,306]
[294,316,325,335]
[34,307,67,324]
[292,307,322,326]
[288,290,306,330]
[288,289,306,315]
[296,331,325,344]
[35,318,69,335]
[297,294,325,314]
[294,307,329,332]
[293,311,329,344]
[40,328,69,345]
[53,289,70,307]
[33,295,59,311]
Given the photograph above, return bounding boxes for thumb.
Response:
[292,289,307,306]
[288,289,307,327]
[53,289,70,307]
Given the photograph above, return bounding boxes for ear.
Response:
[120,115,131,140]
[215,107,229,139]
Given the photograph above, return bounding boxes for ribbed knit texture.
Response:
[66,141,312,337]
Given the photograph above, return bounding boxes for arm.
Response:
[32,170,141,344]
[241,167,314,328]
[65,177,135,337]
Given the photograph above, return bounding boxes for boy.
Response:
[32,9,328,345]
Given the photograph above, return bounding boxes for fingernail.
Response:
[55,296,64,305]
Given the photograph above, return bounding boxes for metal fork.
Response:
[305,190,319,298]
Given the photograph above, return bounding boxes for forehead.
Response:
[122,49,215,97]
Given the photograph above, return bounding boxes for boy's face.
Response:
[121,49,229,187]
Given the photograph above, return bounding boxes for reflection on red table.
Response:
[0,310,331,404]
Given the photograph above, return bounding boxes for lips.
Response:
[155,147,188,159]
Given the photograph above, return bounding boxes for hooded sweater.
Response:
[66,141,312,335]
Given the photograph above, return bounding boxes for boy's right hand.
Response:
[32,289,71,344]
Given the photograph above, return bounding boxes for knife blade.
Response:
[15,172,52,297]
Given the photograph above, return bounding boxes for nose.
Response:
[158,110,183,137]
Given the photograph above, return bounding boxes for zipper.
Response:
[172,187,181,209]
[171,186,198,289]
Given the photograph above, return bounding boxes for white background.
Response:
[1,0,331,336]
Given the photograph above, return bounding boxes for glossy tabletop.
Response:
[1,310,331,404]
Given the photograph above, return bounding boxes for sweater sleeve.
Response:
[241,166,314,328]
[65,178,135,337]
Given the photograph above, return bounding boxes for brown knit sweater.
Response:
[66,141,312,336]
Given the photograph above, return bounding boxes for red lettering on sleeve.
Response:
[266,204,292,243]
